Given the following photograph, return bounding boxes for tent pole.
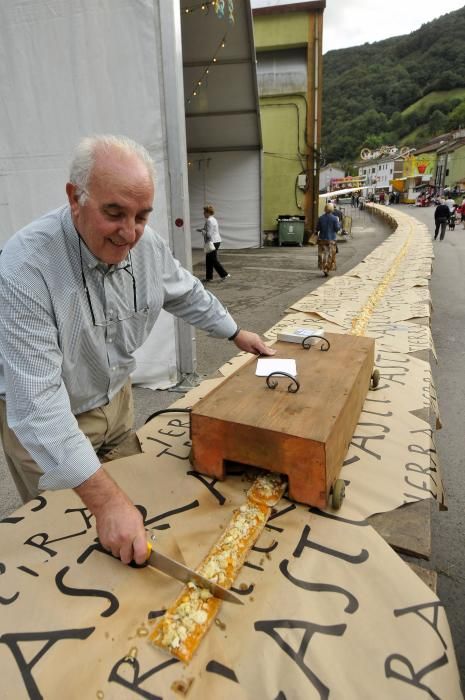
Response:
[159,1,198,381]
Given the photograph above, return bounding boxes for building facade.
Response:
[358,149,405,194]
[398,130,465,201]
[319,163,345,192]
[253,1,325,237]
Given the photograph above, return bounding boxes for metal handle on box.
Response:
[266,372,300,393]
[302,335,331,351]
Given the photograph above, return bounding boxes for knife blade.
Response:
[146,544,243,605]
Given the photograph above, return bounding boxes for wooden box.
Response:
[190,332,375,507]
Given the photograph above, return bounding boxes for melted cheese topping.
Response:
[149,473,285,663]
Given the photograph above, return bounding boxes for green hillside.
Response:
[401,88,465,116]
[322,6,465,165]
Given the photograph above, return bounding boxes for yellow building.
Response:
[253,1,325,238]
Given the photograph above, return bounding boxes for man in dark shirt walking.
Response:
[434,199,450,241]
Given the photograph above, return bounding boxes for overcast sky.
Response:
[250,0,465,53]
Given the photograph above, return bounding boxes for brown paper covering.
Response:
[0,205,461,698]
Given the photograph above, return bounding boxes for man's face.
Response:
[67,149,154,265]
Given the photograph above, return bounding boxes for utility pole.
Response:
[441,147,449,191]
[305,8,324,235]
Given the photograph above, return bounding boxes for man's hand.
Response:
[75,467,147,565]
[233,329,276,356]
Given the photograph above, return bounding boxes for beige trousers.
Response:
[0,379,142,504]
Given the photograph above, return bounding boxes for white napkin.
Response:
[255,358,297,377]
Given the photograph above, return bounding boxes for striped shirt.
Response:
[0,206,236,490]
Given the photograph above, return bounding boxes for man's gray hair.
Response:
[69,135,156,203]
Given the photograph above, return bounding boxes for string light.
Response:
[187,157,212,170]
[182,1,234,22]
[183,0,234,106]
[185,34,228,105]
[183,1,215,14]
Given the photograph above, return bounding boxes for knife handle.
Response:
[126,541,153,569]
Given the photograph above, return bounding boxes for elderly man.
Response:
[0,135,273,564]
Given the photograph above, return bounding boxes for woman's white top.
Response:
[205,215,221,243]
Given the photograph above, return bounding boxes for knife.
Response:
[145,543,243,605]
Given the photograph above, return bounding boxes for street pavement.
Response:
[1,203,463,682]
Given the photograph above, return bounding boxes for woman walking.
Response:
[199,204,229,282]
[316,203,340,277]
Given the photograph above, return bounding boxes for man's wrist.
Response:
[74,466,120,515]
[228,326,241,341]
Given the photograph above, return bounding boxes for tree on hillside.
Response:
[321,5,465,162]
[431,70,462,91]
[428,110,448,135]
[448,102,465,130]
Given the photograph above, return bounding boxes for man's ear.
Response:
[66,182,80,217]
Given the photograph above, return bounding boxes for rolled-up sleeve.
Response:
[0,274,101,490]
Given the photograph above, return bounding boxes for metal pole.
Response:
[158,2,197,382]
[442,149,449,191]
[305,9,324,234]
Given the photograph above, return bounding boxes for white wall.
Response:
[319,165,345,192]
[188,151,261,249]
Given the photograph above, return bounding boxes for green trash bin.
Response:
[278,218,304,246]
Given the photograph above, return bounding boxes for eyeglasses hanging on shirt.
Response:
[77,234,141,327]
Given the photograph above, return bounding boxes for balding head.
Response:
[69,135,156,204]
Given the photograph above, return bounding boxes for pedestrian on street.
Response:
[434,199,450,241]
[445,194,456,214]
[316,202,340,277]
[198,204,229,283]
[332,201,343,225]
[456,197,465,228]
[332,201,348,237]
[458,204,465,229]
[0,134,274,565]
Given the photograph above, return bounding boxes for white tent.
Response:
[0,2,263,389]
[0,1,191,389]
[182,2,263,249]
